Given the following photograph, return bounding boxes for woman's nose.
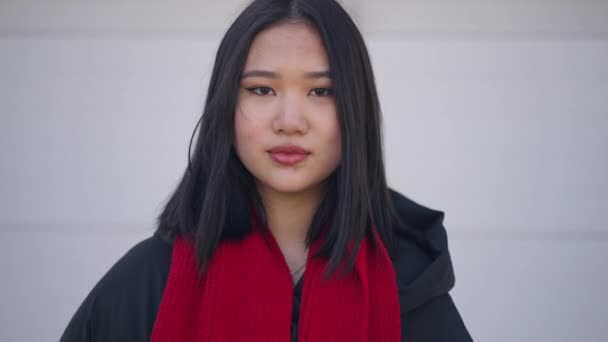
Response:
[272,95,309,135]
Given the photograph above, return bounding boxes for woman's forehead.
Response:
[243,21,330,74]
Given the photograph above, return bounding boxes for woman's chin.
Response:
[257,178,324,196]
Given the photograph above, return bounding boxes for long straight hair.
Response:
[155,0,399,279]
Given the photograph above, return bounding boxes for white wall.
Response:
[1,1,607,341]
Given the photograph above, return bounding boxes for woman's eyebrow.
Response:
[240,70,332,79]
[304,71,331,79]
[241,70,279,79]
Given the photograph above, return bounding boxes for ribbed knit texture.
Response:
[150,216,401,342]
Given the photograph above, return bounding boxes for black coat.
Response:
[60,189,472,341]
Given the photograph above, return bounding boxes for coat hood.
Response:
[389,189,456,313]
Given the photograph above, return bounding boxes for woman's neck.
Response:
[257,183,324,245]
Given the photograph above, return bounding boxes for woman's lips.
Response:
[268,145,310,166]
[269,152,309,165]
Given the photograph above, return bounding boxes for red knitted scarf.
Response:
[151,216,401,341]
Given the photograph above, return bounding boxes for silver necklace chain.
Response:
[291,262,306,277]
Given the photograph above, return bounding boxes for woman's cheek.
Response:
[238,100,273,127]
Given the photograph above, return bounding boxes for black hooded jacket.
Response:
[60,189,472,341]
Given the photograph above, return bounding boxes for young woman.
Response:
[61,0,472,341]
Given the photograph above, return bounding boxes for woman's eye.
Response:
[310,88,334,96]
[246,86,275,96]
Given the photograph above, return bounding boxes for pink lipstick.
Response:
[268,145,310,166]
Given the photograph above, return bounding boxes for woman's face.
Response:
[234,21,342,197]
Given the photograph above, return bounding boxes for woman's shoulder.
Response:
[60,232,173,341]
[87,231,173,295]
[120,231,173,271]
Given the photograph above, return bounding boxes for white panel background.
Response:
[1,1,607,341]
